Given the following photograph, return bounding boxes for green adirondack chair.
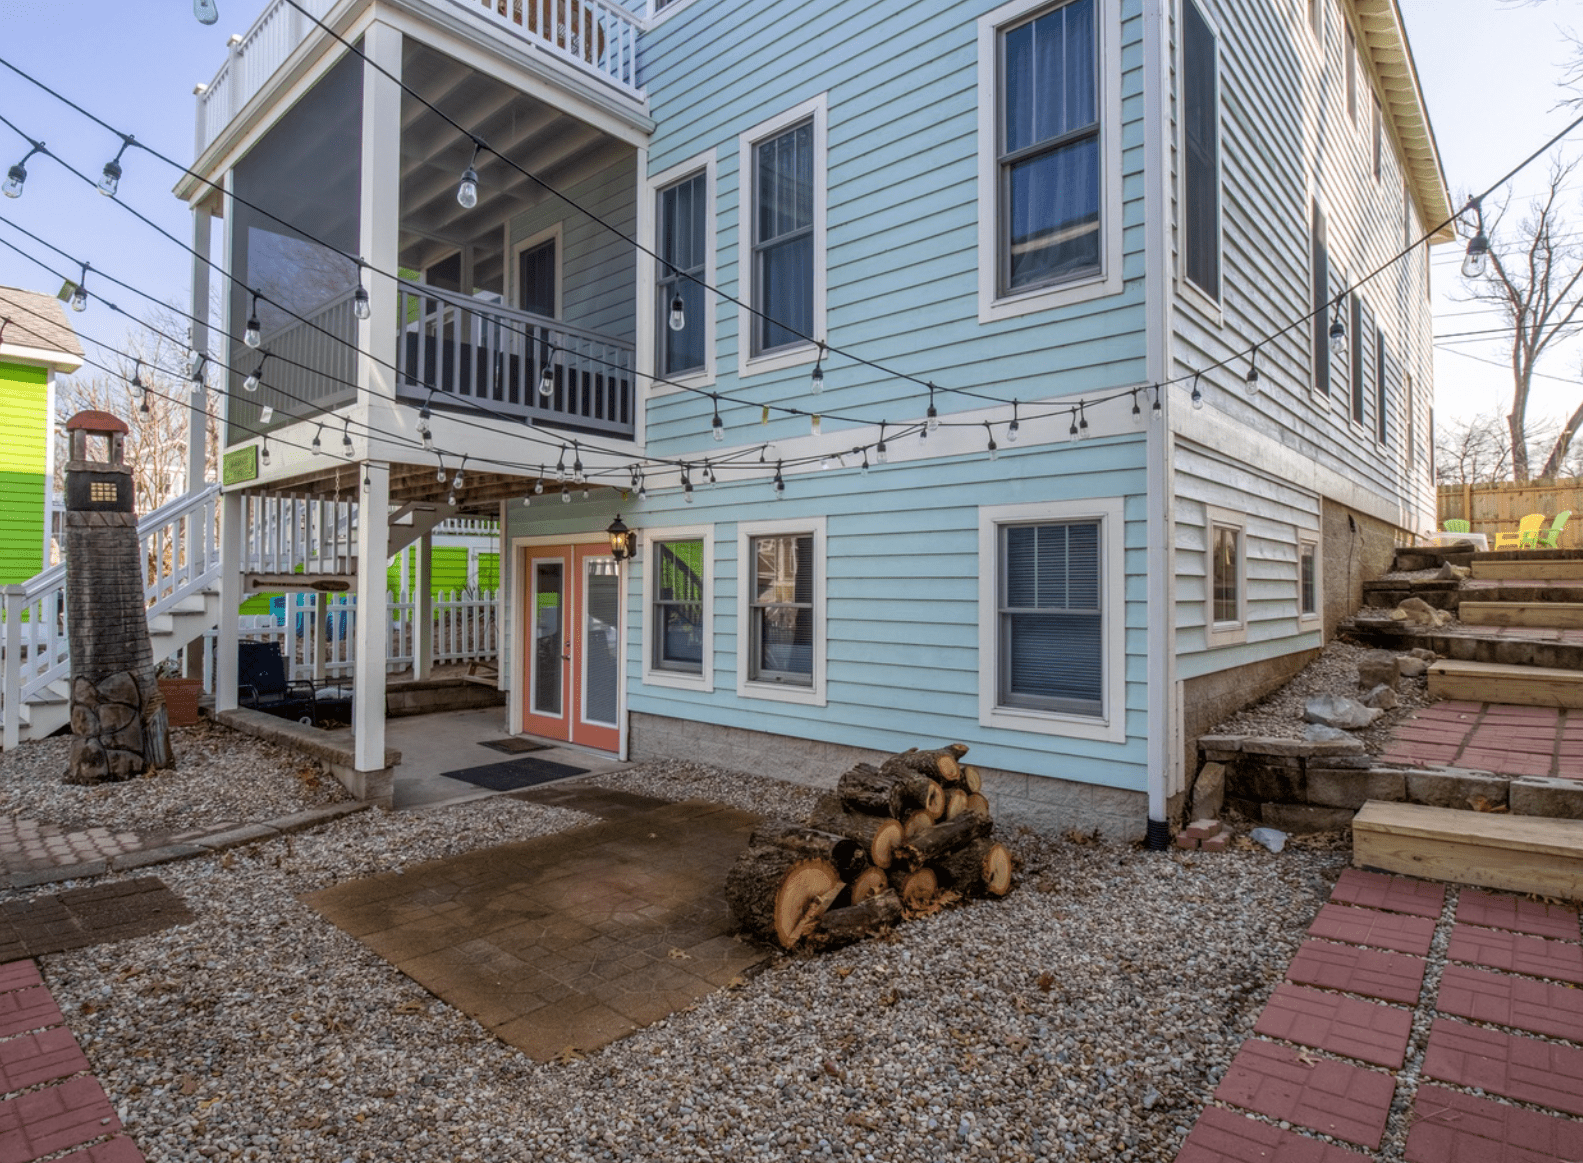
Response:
[1536,510,1572,549]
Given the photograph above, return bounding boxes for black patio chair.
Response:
[237,640,320,725]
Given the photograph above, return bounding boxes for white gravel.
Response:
[0,721,349,838]
[24,759,1347,1163]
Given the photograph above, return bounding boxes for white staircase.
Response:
[1,485,223,750]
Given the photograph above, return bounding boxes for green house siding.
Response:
[0,362,48,585]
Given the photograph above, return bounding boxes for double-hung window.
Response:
[658,171,707,376]
[979,499,1123,742]
[1298,531,1321,622]
[737,518,826,705]
[1181,0,1220,301]
[752,121,815,355]
[652,538,705,674]
[1206,505,1247,647]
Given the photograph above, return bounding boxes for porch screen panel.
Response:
[584,560,619,726]
[999,521,1102,715]
[659,172,707,374]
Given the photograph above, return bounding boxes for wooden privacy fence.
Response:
[1438,480,1583,548]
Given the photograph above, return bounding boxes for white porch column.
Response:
[353,463,390,772]
[187,204,213,496]
[215,490,243,713]
[414,532,433,681]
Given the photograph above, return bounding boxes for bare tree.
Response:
[1436,410,1515,485]
[1462,158,1583,481]
[54,311,219,515]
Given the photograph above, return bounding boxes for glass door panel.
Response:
[531,560,565,719]
[583,558,620,728]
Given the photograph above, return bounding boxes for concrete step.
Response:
[1354,799,1583,898]
[1428,658,1583,709]
[1460,601,1583,629]
[1347,619,1583,670]
[1362,578,1460,610]
[1473,559,1583,582]
[1461,579,1583,604]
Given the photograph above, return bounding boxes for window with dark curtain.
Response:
[753,121,814,354]
[1376,327,1388,443]
[1312,203,1330,395]
[518,239,556,319]
[999,521,1103,716]
[1182,1,1220,300]
[1350,293,1365,425]
[658,171,707,374]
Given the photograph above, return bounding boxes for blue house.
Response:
[186,0,1449,831]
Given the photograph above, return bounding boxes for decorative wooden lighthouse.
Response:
[63,410,173,783]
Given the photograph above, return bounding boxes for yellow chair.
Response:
[1494,512,1546,549]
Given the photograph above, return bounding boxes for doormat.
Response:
[479,737,550,755]
[442,757,590,792]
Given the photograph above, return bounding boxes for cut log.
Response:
[942,787,969,820]
[808,794,906,869]
[815,890,904,946]
[889,865,939,911]
[885,745,966,784]
[959,765,983,794]
[983,843,1013,897]
[935,837,1007,895]
[748,819,863,874]
[964,792,990,816]
[896,810,993,869]
[848,865,889,904]
[724,845,841,949]
[902,809,933,839]
[840,764,944,819]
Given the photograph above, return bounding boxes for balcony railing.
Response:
[395,282,635,438]
[230,287,359,444]
[194,0,645,157]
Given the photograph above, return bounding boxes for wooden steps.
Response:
[1354,800,1583,898]
[1428,658,1583,708]
[1460,601,1583,629]
[1473,559,1583,582]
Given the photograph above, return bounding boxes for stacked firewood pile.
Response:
[725,743,1013,950]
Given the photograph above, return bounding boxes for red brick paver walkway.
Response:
[1172,868,1583,1162]
[1379,701,1576,777]
[0,959,143,1163]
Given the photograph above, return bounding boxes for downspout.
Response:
[1143,0,1177,848]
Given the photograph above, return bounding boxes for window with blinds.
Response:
[658,171,707,375]
[652,538,705,673]
[752,121,815,354]
[998,521,1103,716]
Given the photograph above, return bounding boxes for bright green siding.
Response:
[0,362,48,585]
[387,546,499,593]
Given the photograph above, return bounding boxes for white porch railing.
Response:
[1,485,223,750]
[242,495,357,578]
[194,0,644,158]
[204,589,499,688]
[231,288,360,442]
[396,281,636,437]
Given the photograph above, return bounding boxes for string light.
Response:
[457,141,482,210]
[1131,388,1142,420]
[534,467,545,495]
[810,413,821,436]
[452,455,467,491]
[1328,306,1347,356]
[637,471,648,502]
[259,404,274,424]
[572,443,585,485]
[539,347,556,397]
[1006,401,1020,443]
[1152,384,1163,420]
[561,482,571,504]
[811,343,825,394]
[311,424,323,455]
[259,437,271,467]
[98,135,131,197]
[447,487,457,507]
[1190,373,1204,410]
[1245,348,1260,394]
[876,422,888,464]
[187,349,206,378]
[416,393,433,450]
[341,418,354,457]
[773,461,785,499]
[1462,207,1491,279]
[703,461,717,486]
[129,358,143,394]
[243,352,267,392]
[193,0,219,25]
[669,279,686,332]
[681,464,694,503]
[1068,410,1079,441]
[1077,401,1089,439]
[984,421,998,461]
[820,453,833,471]
[68,263,88,312]
[926,383,940,434]
[435,454,447,485]
[4,140,43,199]
[352,264,371,320]
[711,395,724,442]
[554,447,567,483]
[243,290,262,348]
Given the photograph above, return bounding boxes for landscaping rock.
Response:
[1303,694,1382,731]
[1408,647,1438,662]
[1302,724,1352,745]
[1361,683,1399,711]
[1356,649,1400,691]
[1189,761,1225,820]
[1406,769,1508,811]
[1396,656,1429,678]
[1248,826,1287,853]
[1434,561,1470,581]
[1391,597,1451,627]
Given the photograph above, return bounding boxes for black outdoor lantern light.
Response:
[607,514,637,563]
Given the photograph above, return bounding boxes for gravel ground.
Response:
[1208,639,1434,751]
[0,721,349,838]
[28,760,1348,1163]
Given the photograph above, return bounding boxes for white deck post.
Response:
[353,463,390,772]
[215,490,243,713]
[415,532,434,681]
[187,204,213,498]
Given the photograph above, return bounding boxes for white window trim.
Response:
[510,222,563,319]
[976,0,1125,324]
[643,150,718,395]
[736,94,828,380]
[1297,527,1322,626]
[644,0,705,25]
[1176,0,1224,321]
[640,524,714,692]
[736,516,827,707]
[1205,504,1247,647]
[977,497,1126,744]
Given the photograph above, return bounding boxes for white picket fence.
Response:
[201,589,498,691]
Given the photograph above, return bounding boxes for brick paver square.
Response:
[1307,903,1436,955]
[1406,1084,1583,1162]
[0,1076,120,1162]
[0,1026,89,1094]
[1175,1105,1367,1162]
[1213,1038,1395,1149]
[1253,983,1413,1068]
[1285,940,1426,1005]
[1457,889,1581,942]
[55,1137,147,1163]
[1329,869,1446,919]
[0,963,40,996]
[1422,1017,1583,1117]
[0,986,63,1040]
[1437,963,1583,1043]
[1448,923,1583,984]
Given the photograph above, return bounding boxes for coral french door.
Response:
[522,543,621,751]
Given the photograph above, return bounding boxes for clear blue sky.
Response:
[0,0,1577,426]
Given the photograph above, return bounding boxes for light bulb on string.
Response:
[1462,229,1490,279]
[572,444,585,485]
[453,456,467,491]
[534,467,545,495]
[561,483,572,504]
[4,142,42,199]
[1077,401,1089,440]
[457,141,482,209]
[985,421,998,461]
[1245,349,1260,394]
[820,453,832,471]
[244,353,267,392]
[539,347,556,397]
[1151,384,1163,420]
[637,473,648,502]
[447,490,457,507]
[925,383,940,435]
[1328,307,1347,357]
[860,450,870,475]
[1006,401,1020,443]
[876,422,888,464]
[352,282,371,321]
[1068,410,1079,442]
[417,395,433,449]
[259,438,271,468]
[363,470,371,491]
[669,290,686,332]
[244,291,262,348]
[811,344,825,394]
[810,413,821,437]
[773,462,785,500]
[1131,389,1142,423]
[98,135,132,197]
[682,466,694,504]
[68,264,89,313]
[342,419,354,457]
[259,405,274,424]
[188,349,206,379]
[1190,373,1204,410]
[711,396,724,442]
[194,0,218,24]
[436,455,447,485]
[311,425,323,456]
